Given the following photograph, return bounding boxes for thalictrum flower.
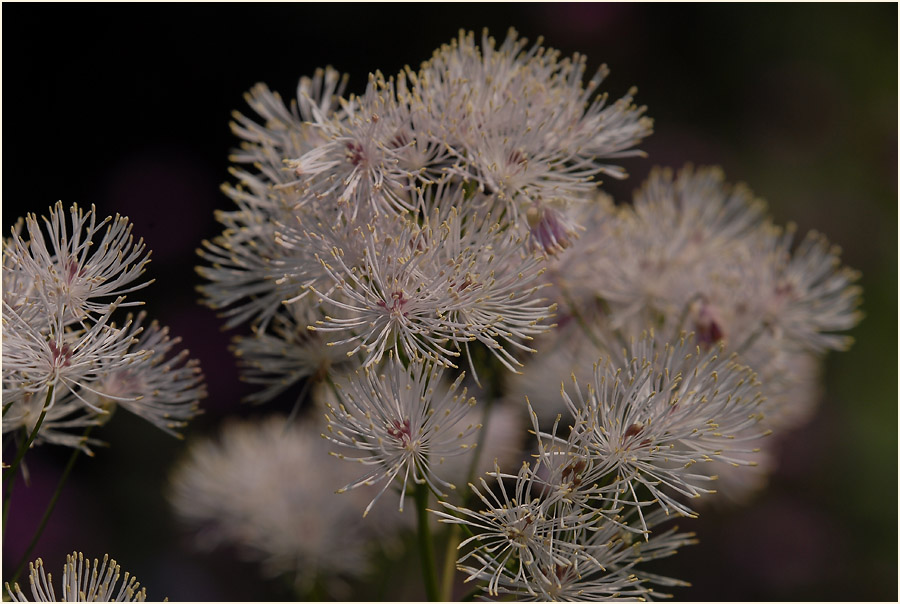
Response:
[561,333,768,531]
[410,28,652,230]
[309,200,555,373]
[6,201,150,324]
[6,552,156,602]
[433,461,578,598]
[3,203,204,449]
[231,300,357,405]
[323,353,480,515]
[74,312,205,437]
[169,415,399,595]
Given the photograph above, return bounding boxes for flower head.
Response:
[74,312,205,436]
[196,170,324,330]
[309,200,555,374]
[5,202,150,324]
[488,510,695,601]
[6,552,156,602]
[753,224,863,352]
[434,461,577,597]
[229,66,349,181]
[2,203,204,450]
[169,415,402,595]
[562,333,768,528]
[435,459,694,600]
[284,72,422,216]
[2,297,146,411]
[323,353,480,515]
[231,300,357,405]
[411,28,652,227]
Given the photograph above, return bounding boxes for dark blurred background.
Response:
[2,3,896,601]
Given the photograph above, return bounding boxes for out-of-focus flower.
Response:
[694,350,822,506]
[169,415,396,595]
[538,165,861,506]
[5,551,157,602]
[584,166,768,331]
[503,320,598,427]
[752,348,823,432]
[578,165,862,356]
[751,223,863,353]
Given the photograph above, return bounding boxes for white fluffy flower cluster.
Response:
[197,28,650,391]
[2,202,206,452]
[191,28,861,599]
[519,165,863,503]
[435,333,765,598]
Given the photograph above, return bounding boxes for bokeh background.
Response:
[3,3,896,601]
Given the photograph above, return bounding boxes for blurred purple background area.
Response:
[2,4,896,601]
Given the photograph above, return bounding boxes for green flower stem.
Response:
[439,345,506,599]
[8,425,92,589]
[463,395,494,500]
[674,293,705,334]
[560,289,620,352]
[1,465,15,539]
[735,323,767,356]
[439,386,498,599]
[4,387,53,487]
[440,523,461,600]
[415,482,439,601]
[3,386,54,533]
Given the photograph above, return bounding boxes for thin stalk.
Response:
[9,424,92,588]
[415,482,439,601]
[1,465,15,538]
[3,386,54,531]
[560,289,623,354]
[734,324,766,356]
[440,523,461,600]
[439,388,497,598]
[674,293,705,335]
[463,396,494,500]
[283,376,314,430]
